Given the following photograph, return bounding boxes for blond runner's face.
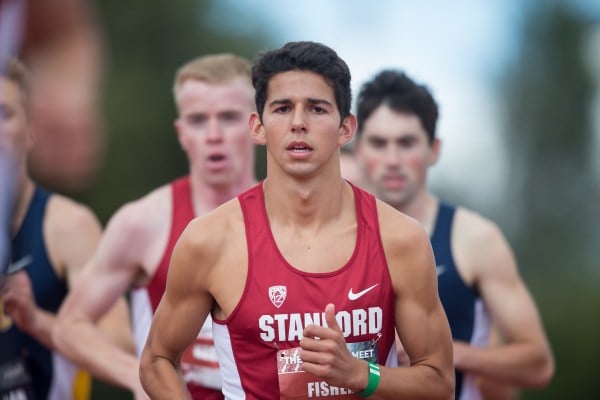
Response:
[175,79,255,187]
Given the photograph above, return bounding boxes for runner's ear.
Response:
[249,113,266,145]
[337,115,356,147]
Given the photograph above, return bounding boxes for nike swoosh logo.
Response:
[348,284,379,301]
[6,255,33,274]
[436,264,446,276]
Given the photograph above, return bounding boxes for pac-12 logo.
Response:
[269,285,287,308]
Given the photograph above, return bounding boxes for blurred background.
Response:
[69,0,599,398]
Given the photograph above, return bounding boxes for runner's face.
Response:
[250,70,354,179]
[356,105,438,208]
[175,79,255,187]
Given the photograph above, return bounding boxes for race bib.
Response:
[277,341,378,399]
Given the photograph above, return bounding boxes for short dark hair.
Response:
[251,41,352,121]
[356,70,438,142]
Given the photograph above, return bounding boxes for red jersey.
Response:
[130,176,223,399]
[213,182,397,399]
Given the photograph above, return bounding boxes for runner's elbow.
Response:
[529,352,555,388]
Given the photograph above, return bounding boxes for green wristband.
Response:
[357,362,380,398]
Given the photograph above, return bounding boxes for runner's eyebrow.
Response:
[267,98,333,107]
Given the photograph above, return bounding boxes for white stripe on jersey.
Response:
[213,322,244,400]
[47,353,78,400]
[459,298,491,400]
[130,288,154,358]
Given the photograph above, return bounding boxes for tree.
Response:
[501,1,596,270]
[499,1,600,398]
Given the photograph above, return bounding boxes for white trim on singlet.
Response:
[47,353,78,400]
[130,287,154,358]
[384,340,399,368]
[458,298,491,400]
[213,322,244,400]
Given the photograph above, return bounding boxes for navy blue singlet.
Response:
[1,187,81,400]
[431,202,491,400]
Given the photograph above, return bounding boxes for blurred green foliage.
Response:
[499,1,600,398]
[501,1,597,271]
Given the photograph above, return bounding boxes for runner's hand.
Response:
[0,271,38,331]
[300,303,368,392]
